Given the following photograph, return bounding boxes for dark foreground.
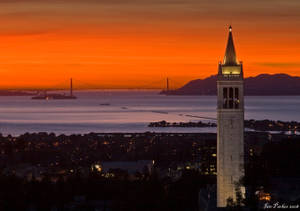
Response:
[0,132,300,211]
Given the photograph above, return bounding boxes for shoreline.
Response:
[1,130,299,138]
[148,119,300,133]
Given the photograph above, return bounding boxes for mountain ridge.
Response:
[161,74,300,96]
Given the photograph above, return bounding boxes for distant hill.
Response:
[161,74,300,96]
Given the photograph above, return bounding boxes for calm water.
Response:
[0,90,299,136]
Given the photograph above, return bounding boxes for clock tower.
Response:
[217,26,245,207]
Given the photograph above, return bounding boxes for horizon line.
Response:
[0,73,298,91]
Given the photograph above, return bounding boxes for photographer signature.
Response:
[264,202,299,209]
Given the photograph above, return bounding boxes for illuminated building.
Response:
[217,26,245,207]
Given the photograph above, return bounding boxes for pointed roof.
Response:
[223,26,238,66]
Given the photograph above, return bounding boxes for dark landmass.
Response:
[161,74,300,95]
[245,119,300,132]
[0,132,299,210]
[148,119,300,132]
[0,90,36,96]
[148,120,217,128]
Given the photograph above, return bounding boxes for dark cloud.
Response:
[0,0,191,4]
[0,0,299,37]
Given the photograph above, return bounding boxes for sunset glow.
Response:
[0,0,300,89]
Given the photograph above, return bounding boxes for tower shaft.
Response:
[167,78,169,91]
[70,78,73,97]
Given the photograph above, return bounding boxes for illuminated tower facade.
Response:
[217,26,245,207]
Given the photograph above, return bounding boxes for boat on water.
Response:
[32,79,77,100]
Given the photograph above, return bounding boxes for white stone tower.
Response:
[217,26,245,207]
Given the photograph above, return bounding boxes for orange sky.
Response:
[0,0,300,89]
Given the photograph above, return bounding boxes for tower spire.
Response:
[223,25,238,65]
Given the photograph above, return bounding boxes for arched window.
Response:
[235,88,239,109]
[229,87,233,108]
[223,88,228,108]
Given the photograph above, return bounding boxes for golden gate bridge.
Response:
[9,77,217,121]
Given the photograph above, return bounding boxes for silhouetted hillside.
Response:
[161,74,300,96]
